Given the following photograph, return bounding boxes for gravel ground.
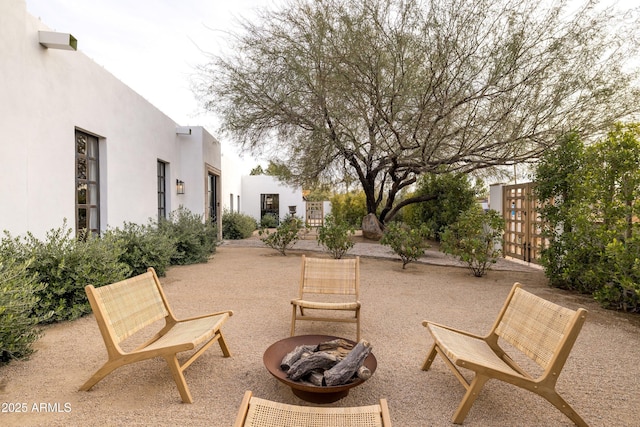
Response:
[1,239,639,427]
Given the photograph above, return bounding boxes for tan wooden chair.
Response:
[291,255,361,341]
[421,283,588,425]
[234,391,392,427]
[80,267,233,403]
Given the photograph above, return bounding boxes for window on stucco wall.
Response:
[75,130,100,236]
[260,193,279,223]
[158,160,167,221]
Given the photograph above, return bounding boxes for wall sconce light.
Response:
[38,31,78,51]
[176,179,185,194]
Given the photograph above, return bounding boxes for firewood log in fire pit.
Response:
[280,345,316,371]
[287,351,339,381]
[280,338,372,386]
[324,340,371,386]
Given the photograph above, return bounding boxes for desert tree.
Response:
[196,0,640,224]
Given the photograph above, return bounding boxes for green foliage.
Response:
[440,206,504,277]
[265,160,293,180]
[260,213,279,228]
[304,185,332,202]
[0,206,221,334]
[404,172,479,241]
[0,222,130,322]
[222,209,258,240]
[317,214,355,259]
[103,221,176,277]
[329,191,368,228]
[159,207,218,265]
[593,237,640,312]
[250,165,265,175]
[380,222,430,269]
[259,214,304,255]
[0,259,49,364]
[534,124,640,311]
[534,131,586,286]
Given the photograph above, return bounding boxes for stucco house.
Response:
[240,175,306,225]
[1,0,223,239]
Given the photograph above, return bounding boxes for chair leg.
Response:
[217,330,232,357]
[164,355,193,403]
[355,307,361,342]
[539,388,589,427]
[452,374,489,424]
[290,305,297,336]
[79,360,122,391]
[421,343,438,371]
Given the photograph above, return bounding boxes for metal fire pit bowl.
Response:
[263,335,377,404]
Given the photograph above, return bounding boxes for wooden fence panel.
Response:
[305,201,324,227]
[502,183,546,264]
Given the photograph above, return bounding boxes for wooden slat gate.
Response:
[502,183,546,264]
[305,201,324,228]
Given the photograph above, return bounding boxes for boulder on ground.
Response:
[361,213,383,241]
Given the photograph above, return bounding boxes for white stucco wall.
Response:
[221,151,244,214]
[489,183,505,213]
[241,175,305,223]
[175,126,222,220]
[0,1,220,238]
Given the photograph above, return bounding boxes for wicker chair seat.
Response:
[291,299,360,311]
[234,391,392,426]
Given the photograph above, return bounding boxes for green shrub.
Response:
[259,214,304,255]
[222,210,257,239]
[380,222,430,269]
[440,206,504,277]
[0,259,49,364]
[159,207,218,265]
[404,172,479,241]
[317,214,355,259]
[329,191,368,228]
[104,221,176,277]
[535,125,640,312]
[260,213,279,228]
[0,222,130,322]
[593,237,640,312]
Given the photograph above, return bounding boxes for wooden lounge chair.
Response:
[233,391,392,426]
[421,283,588,425]
[80,267,233,403]
[291,255,361,341]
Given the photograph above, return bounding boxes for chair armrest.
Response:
[178,310,234,322]
[422,320,485,340]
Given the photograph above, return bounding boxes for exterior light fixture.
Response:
[38,31,77,51]
[176,179,185,194]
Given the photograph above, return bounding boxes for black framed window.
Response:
[75,130,100,235]
[260,193,279,223]
[158,161,167,221]
[208,173,219,223]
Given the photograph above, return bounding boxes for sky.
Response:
[25,0,279,168]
